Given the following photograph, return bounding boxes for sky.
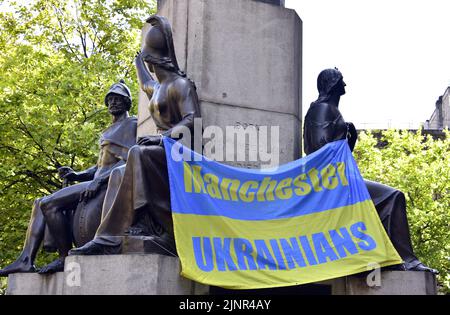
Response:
[285,0,450,129]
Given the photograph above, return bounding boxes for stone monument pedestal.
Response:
[7,253,437,295]
[139,0,303,167]
[6,254,208,295]
[320,271,438,295]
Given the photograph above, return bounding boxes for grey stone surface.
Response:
[200,101,299,167]
[183,0,301,115]
[7,263,436,295]
[121,235,152,254]
[139,0,303,165]
[121,235,176,256]
[64,255,207,295]
[345,271,437,295]
[7,272,64,295]
[7,254,208,295]
[319,271,438,295]
[179,0,285,7]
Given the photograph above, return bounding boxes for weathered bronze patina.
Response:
[0,81,137,275]
[70,15,201,256]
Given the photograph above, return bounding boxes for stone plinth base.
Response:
[320,271,437,295]
[7,254,208,295]
[7,271,65,295]
[212,271,437,295]
[121,236,175,256]
[7,259,436,295]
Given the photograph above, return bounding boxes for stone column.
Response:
[138,0,302,167]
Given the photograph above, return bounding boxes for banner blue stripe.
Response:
[170,199,371,220]
[164,137,372,221]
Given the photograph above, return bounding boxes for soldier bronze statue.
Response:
[304,68,438,273]
[70,15,201,256]
[0,81,137,275]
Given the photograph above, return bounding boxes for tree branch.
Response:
[16,115,57,165]
[52,4,83,63]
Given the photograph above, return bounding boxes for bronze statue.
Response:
[69,15,201,256]
[0,81,137,275]
[304,68,438,273]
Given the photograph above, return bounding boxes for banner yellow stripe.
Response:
[173,200,402,289]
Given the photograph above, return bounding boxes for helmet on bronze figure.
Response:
[104,79,132,109]
[141,15,184,77]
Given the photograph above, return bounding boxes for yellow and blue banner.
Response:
[163,138,402,289]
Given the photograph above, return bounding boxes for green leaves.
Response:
[354,129,450,293]
[0,0,155,293]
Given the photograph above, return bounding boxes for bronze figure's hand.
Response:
[346,122,357,137]
[346,122,358,151]
[58,166,78,182]
[80,179,103,201]
[137,135,162,146]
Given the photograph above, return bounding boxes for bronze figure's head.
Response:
[141,14,184,76]
[314,68,346,105]
[104,79,132,115]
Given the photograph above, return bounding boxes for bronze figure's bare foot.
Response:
[0,258,36,277]
[386,261,438,274]
[69,241,121,256]
[407,262,439,274]
[38,258,65,274]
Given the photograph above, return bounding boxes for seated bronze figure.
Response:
[0,81,137,275]
[70,15,201,256]
[304,68,437,273]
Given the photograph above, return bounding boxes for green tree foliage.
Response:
[354,130,450,293]
[0,0,155,292]
[1,0,448,296]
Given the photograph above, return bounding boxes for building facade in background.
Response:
[424,87,450,130]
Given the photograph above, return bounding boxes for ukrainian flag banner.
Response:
[163,137,402,289]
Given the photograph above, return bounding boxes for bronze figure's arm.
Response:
[346,121,357,152]
[58,165,98,183]
[79,158,126,201]
[135,52,158,97]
